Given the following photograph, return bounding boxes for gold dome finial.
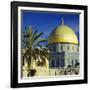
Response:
[61,18,64,25]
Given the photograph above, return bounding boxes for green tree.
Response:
[22,26,49,77]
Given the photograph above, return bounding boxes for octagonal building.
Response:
[48,19,79,69]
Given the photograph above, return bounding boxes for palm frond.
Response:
[32,32,44,43]
[32,30,38,39]
[33,38,47,48]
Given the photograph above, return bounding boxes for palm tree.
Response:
[22,26,49,77]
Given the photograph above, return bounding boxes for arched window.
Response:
[56,57,59,67]
[72,45,74,51]
[75,59,78,64]
[75,59,79,67]
[52,60,55,67]
[61,45,63,51]
[60,59,64,68]
[67,45,70,51]
[72,60,74,65]
[53,46,56,52]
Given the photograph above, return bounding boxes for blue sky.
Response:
[22,10,79,46]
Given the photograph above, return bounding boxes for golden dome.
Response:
[48,21,78,45]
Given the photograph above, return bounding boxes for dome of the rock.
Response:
[48,24,78,45]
